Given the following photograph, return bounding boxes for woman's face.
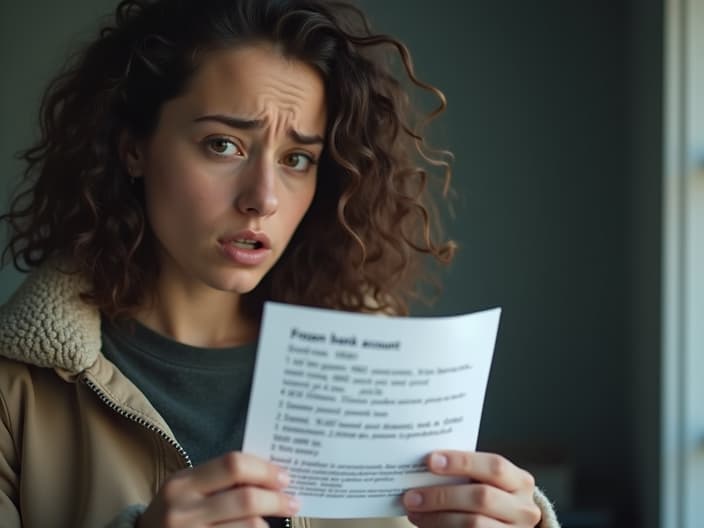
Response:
[130,44,326,295]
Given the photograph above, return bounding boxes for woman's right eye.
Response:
[205,137,242,157]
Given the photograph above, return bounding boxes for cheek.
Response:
[290,181,317,224]
[143,154,228,230]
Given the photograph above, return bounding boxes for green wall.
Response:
[357,0,636,523]
[0,0,117,299]
[626,0,664,527]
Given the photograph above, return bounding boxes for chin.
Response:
[208,269,265,294]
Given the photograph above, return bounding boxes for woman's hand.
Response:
[403,451,542,528]
[138,451,299,528]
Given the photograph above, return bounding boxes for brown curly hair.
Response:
[1,0,456,320]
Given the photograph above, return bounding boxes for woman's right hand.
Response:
[137,451,299,528]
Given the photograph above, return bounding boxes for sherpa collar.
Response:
[0,262,101,373]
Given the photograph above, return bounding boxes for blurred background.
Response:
[1,1,702,527]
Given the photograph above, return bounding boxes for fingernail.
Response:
[278,471,290,487]
[430,453,448,470]
[404,491,423,507]
[288,497,300,513]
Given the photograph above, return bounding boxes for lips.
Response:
[218,230,271,250]
[229,238,262,250]
[218,230,272,266]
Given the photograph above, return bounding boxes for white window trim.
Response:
[662,1,704,527]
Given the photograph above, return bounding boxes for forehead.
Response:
[180,44,327,133]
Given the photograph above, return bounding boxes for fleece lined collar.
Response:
[0,262,101,373]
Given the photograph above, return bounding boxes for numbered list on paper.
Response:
[242,302,501,518]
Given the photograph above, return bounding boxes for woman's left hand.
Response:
[403,450,542,528]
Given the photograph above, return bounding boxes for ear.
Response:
[119,130,146,180]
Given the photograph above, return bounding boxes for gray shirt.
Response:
[101,317,257,466]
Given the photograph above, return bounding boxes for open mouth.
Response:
[229,238,264,250]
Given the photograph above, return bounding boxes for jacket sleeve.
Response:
[0,391,21,527]
[104,504,147,528]
[534,487,561,528]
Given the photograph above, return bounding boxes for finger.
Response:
[426,451,535,493]
[403,483,520,523]
[407,511,509,528]
[199,487,299,524]
[404,483,510,519]
[188,452,289,496]
[210,517,270,528]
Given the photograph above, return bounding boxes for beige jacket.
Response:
[0,263,560,527]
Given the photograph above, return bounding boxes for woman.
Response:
[0,1,559,527]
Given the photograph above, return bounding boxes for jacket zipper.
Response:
[81,375,295,528]
[82,376,192,468]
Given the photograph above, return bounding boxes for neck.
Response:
[134,265,258,349]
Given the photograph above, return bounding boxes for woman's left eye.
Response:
[206,138,240,157]
[281,153,315,171]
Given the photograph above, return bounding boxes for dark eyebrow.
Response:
[193,114,324,146]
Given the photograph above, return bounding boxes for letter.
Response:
[242,302,501,517]
[331,333,358,346]
[362,339,401,349]
[291,328,327,342]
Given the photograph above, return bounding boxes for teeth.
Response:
[230,239,258,249]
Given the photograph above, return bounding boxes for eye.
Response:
[281,152,316,172]
[205,137,242,157]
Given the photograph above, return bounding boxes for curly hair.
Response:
[1,0,456,320]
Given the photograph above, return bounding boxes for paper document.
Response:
[242,302,501,518]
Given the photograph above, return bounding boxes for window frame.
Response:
[662,0,704,526]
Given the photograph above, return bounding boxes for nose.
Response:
[234,155,279,217]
